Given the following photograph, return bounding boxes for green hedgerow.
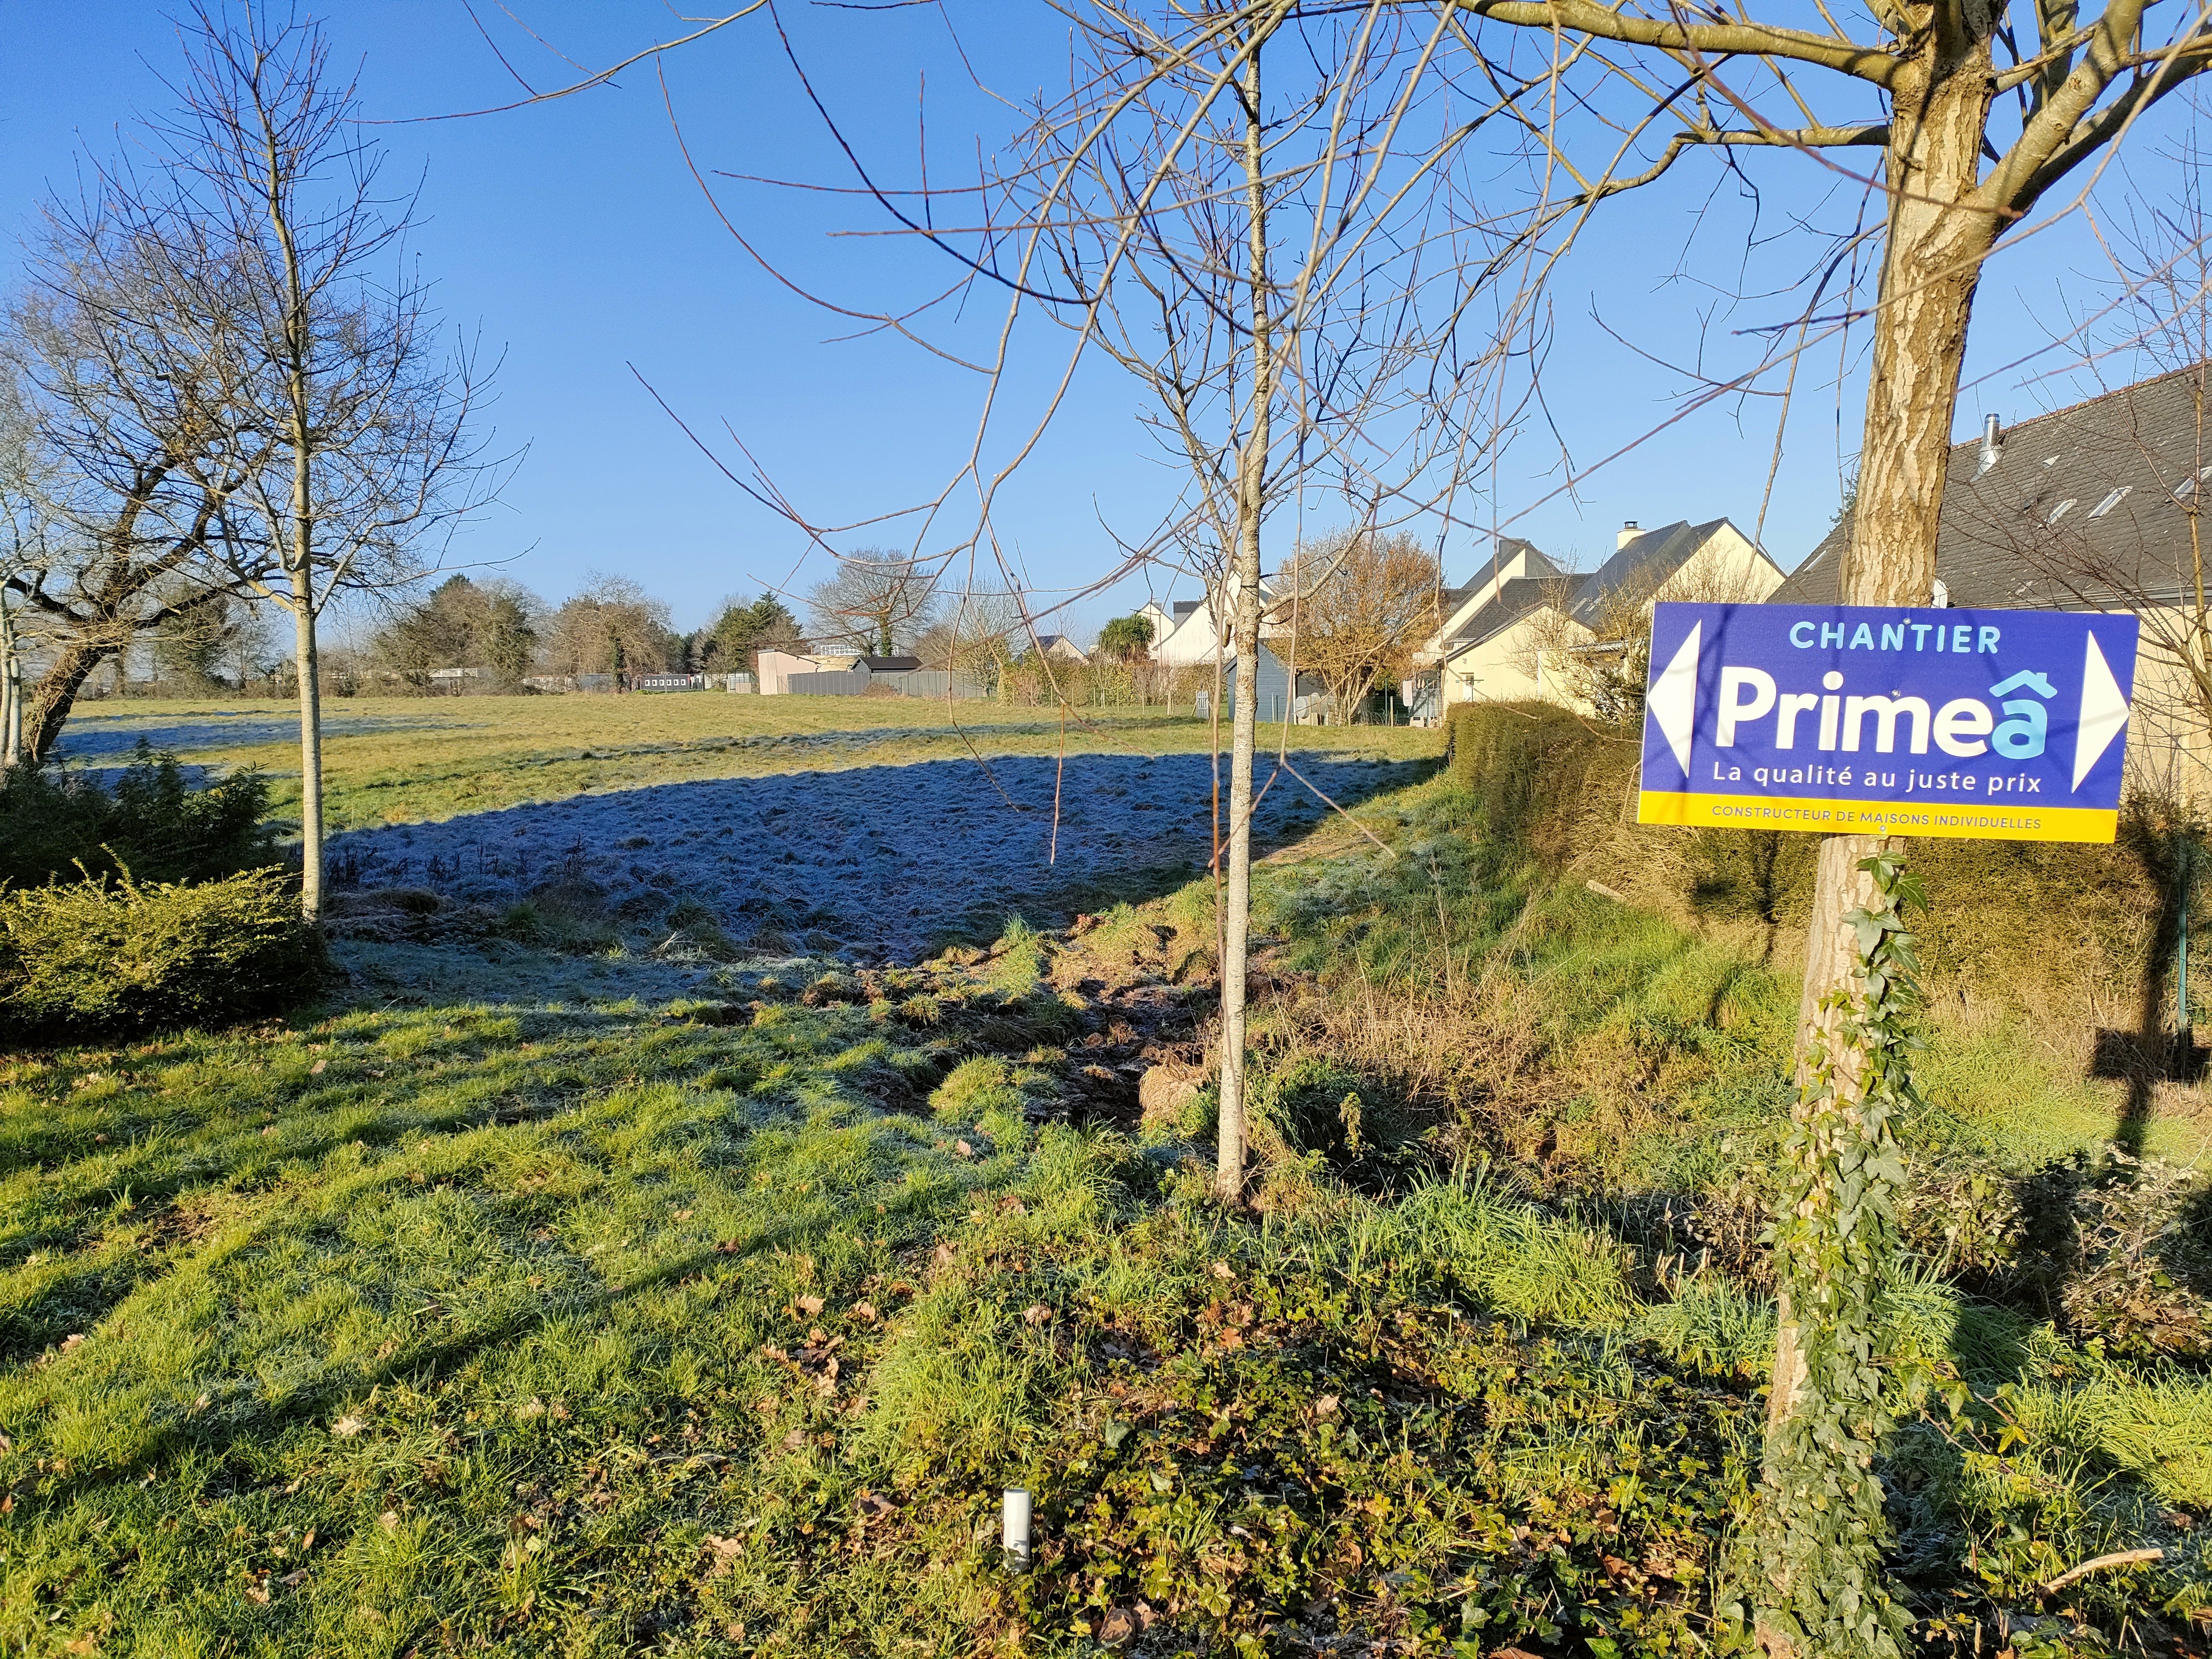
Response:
[0,866,323,1037]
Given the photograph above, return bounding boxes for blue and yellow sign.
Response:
[1636,603,2142,843]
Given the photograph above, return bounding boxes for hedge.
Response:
[1440,697,2191,1016]
[0,867,323,1038]
[0,742,276,889]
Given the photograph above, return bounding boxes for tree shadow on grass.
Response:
[324,749,1436,962]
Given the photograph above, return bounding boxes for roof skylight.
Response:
[2088,485,2132,518]
[2047,498,2077,524]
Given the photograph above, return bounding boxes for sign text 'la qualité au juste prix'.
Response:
[1636,603,2142,843]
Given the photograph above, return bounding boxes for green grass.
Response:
[58,696,1442,831]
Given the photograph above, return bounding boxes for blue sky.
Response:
[0,2,2191,639]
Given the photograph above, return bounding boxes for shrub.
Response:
[0,867,323,1037]
[1443,699,1633,861]
[0,742,276,888]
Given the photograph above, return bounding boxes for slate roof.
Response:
[1568,519,1734,626]
[1428,540,1567,651]
[1438,577,1568,655]
[1772,363,2212,608]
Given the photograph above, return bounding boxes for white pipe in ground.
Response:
[1002,1488,1031,1569]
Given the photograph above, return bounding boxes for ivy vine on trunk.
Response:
[1752,851,1926,1658]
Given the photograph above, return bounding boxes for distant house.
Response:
[1148,573,1325,720]
[1151,591,1231,666]
[1772,363,2212,792]
[1404,518,1784,720]
[1032,634,1088,664]
[755,648,977,698]
[1405,539,1574,719]
[1133,599,1174,646]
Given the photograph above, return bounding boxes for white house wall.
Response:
[1439,614,1595,712]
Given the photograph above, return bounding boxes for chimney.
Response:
[1616,520,1640,551]
[1975,413,2003,478]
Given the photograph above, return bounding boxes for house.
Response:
[1151,591,1231,666]
[1132,599,1175,647]
[756,649,869,694]
[1032,634,1088,664]
[1147,572,1330,719]
[1150,570,1302,668]
[1189,643,1327,724]
[1770,362,2212,791]
[1403,519,1785,721]
[1403,539,1574,720]
[755,648,978,697]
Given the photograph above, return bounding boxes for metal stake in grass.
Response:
[1001,1488,1031,1570]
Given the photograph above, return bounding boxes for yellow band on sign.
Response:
[1637,791,2120,844]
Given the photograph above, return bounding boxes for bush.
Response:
[1443,699,1634,862]
[0,867,323,1037]
[0,742,277,888]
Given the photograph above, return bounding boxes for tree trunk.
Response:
[21,637,120,765]
[287,392,325,917]
[1759,28,1999,1654]
[1217,33,1272,1206]
[1,616,20,770]
[1768,26,1999,1418]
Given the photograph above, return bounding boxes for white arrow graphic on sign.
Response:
[2071,630,2131,791]
[1648,620,1701,775]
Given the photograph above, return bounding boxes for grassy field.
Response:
[53,696,1439,832]
[6,703,2212,1655]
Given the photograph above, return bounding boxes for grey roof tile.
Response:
[1773,363,2212,608]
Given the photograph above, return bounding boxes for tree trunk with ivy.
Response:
[1755,25,2000,1656]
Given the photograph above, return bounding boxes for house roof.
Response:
[1773,363,2212,608]
[1422,539,1567,656]
[1568,519,1733,626]
[859,654,923,672]
[1436,576,1566,659]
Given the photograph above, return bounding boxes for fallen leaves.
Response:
[331,1415,367,1438]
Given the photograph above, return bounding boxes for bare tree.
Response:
[989,3,1515,1200]
[542,573,678,680]
[807,550,940,656]
[915,586,1024,688]
[0,373,45,767]
[1373,0,2212,1637]
[135,5,499,918]
[2004,123,2212,797]
[1276,527,1441,720]
[0,210,268,763]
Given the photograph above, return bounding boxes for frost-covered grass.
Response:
[52,696,1442,832]
[324,751,1429,961]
